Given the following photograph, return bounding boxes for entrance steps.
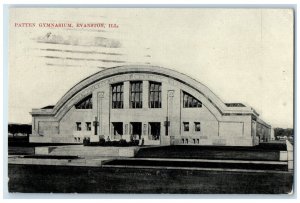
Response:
[35,145,139,157]
[30,141,293,172]
[102,157,288,171]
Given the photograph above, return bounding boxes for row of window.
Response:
[112,82,202,109]
[183,122,201,132]
[182,138,200,144]
[76,122,91,131]
[112,81,162,109]
[75,81,202,110]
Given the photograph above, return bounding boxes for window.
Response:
[149,82,162,108]
[76,122,81,131]
[183,122,189,131]
[183,91,202,108]
[75,94,92,109]
[130,81,143,108]
[112,83,124,109]
[195,122,201,132]
[86,122,91,131]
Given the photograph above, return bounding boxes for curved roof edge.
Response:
[31,65,257,116]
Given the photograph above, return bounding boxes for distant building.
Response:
[30,65,271,146]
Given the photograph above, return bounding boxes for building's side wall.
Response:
[256,120,271,142]
[180,106,218,145]
[30,116,65,143]
[60,108,94,140]
[219,115,253,146]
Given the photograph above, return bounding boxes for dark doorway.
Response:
[149,122,160,140]
[112,122,123,139]
[130,122,142,140]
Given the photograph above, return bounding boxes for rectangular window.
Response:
[149,82,162,108]
[195,122,201,132]
[112,83,124,109]
[76,122,81,131]
[183,91,202,108]
[183,122,189,131]
[86,122,91,131]
[130,81,143,108]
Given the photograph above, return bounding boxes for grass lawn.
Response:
[135,143,286,161]
[8,164,293,194]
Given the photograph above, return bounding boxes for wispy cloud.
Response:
[36,32,122,48]
[93,37,121,48]
[40,48,123,56]
[46,63,82,67]
[41,55,126,63]
[46,63,111,70]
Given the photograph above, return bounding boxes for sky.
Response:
[8,8,294,128]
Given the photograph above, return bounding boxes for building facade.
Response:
[30,65,271,146]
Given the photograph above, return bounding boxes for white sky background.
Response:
[8,8,294,128]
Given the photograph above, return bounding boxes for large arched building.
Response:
[30,65,271,146]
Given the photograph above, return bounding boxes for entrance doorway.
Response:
[112,122,123,139]
[130,122,142,140]
[149,122,160,140]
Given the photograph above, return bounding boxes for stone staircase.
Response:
[35,145,139,157]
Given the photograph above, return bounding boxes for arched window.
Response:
[183,91,202,108]
[75,94,92,109]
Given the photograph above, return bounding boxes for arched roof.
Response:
[31,65,257,117]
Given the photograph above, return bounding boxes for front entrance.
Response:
[130,122,142,140]
[111,122,123,139]
[149,122,160,141]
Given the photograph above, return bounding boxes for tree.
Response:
[274,128,293,140]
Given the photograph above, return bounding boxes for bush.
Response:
[128,140,139,146]
[112,140,119,146]
[105,141,112,146]
[83,137,138,147]
[119,139,127,146]
[99,138,106,146]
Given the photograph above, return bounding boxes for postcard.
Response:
[7,7,294,194]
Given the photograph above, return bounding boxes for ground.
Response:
[8,164,293,194]
[7,142,294,194]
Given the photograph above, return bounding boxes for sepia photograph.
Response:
[6,7,294,195]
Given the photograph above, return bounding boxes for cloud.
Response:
[40,48,123,56]
[36,32,122,48]
[36,32,78,45]
[42,55,126,63]
[93,37,121,48]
